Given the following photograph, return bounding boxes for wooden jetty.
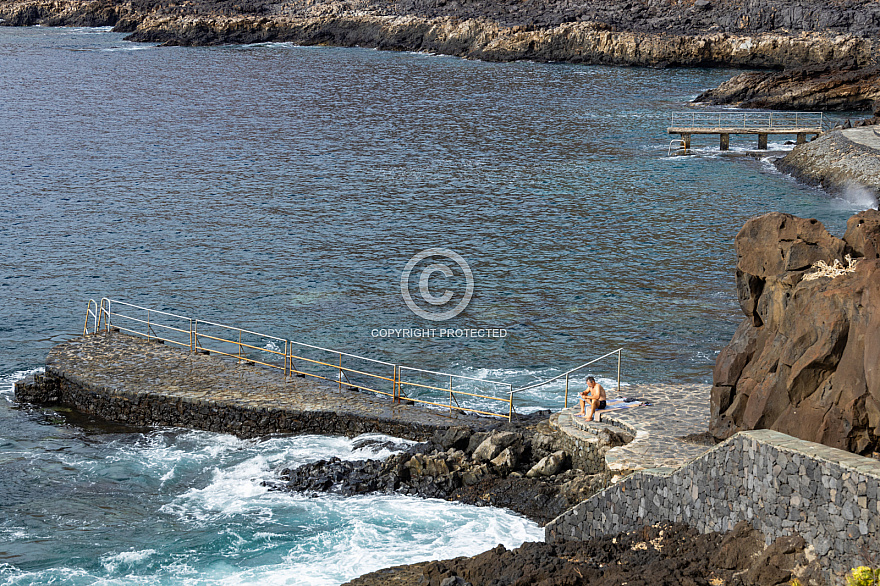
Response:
[668,111,826,153]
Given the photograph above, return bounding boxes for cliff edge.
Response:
[711,210,880,456]
[0,0,878,70]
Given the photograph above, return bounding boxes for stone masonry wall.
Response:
[546,429,880,574]
[550,414,609,475]
[15,371,444,441]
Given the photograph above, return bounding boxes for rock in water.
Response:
[711,211,880,455]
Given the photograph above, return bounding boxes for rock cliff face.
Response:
[695,60,880,111]
[711,210,880,455]
[0,0,878,69]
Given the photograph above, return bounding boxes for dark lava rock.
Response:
[272,415,614,524]
[694,60,880,112]
[344,521,826,586]
[711,210,880,455]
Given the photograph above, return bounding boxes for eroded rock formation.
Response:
[775,129,880,201]
[272,419,625,524]
[711,210,880,455]
[0,0,878,69]
[695,60,880,112]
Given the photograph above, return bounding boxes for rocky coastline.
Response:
[711,210,880,454]
[775,127,880,201]
[695,60,880,111]
[0,0,877,72]
[269,412,625,525]
[344,521,824,586]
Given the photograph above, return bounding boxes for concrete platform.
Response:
[842,126,880,152]
[14,331,483,440]
[556,382,713,472]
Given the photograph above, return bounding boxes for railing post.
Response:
[146,309,151,341]
[564,373,569,409]
[617,349,621,396]
[508,384,514,422]
[392,365,398,403]
[338,353,343,391]
[238,330,242,364]
[448,375,453,412]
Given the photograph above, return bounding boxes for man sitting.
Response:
[576,376,606,421]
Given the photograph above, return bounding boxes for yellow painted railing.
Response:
[85,298,515,419]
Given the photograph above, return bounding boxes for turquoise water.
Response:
[0,371,542,585]
[0,25,874,585]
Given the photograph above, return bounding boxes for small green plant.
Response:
[789,579,802,586]
[846,566,880,586]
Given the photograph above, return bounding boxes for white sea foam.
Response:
[0,419,541,586]
[1,368,44,402]
[840,181,879,209]
[100,549,158,573]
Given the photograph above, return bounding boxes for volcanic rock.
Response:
[471,430,521,462]
[1,0,878,69]
[273,415,614,524]
[711,210,880,455]
[775,130,880,201]
[345,521,825,586]
[695,60,880,112]
[526,449,568,477]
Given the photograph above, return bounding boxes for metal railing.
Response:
[98,299,193,349]
[510,347,623,410]
[84,298,622,420]
[669,111,826,131]
[85,298,517,419]
[397,365,513,418]
[668,139,687,156]
[193,319,288,375]
[286,339,398,399]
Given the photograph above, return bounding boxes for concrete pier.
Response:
[15,331,483,441]
[667,111,825,153]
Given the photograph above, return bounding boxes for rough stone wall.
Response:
[776,131,880,197]
[545,429,880,575]
[552,424,609,474]
[15,371,442,441]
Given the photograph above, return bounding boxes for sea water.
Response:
[0,25,873,584]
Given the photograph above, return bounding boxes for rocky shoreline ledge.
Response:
[774,127,880,203]
[0,0,877,73]
[268,412,625,525]
[695,60,880,112]
[343,521,823,586]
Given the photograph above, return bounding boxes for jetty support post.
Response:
[720,133,729,151]
[796,132,807,145]
[758,133,768,150]
[681,133,691,150]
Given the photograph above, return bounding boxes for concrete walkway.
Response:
[16,331,481,440]
[842,126,880,152]
[555,383,713,472]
